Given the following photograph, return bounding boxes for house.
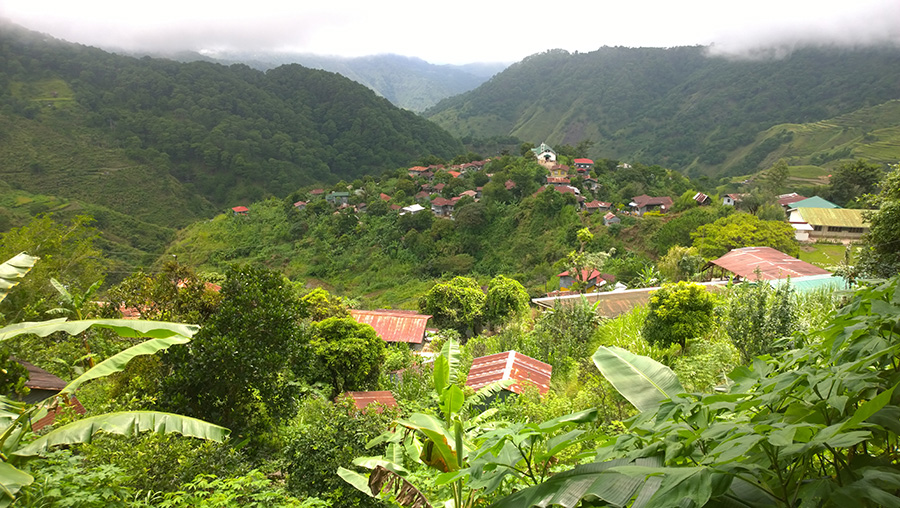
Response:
[530,142,557,164]
[379,193,391,202]
[459,190,478,200]
[293,201,307,210]
[583,200,611,214]
[504,180,516,190]
[574,158,594,171]
[549,164,570,178]
[401,204,426,215]
[467,351,552,395]
[788,208,871,241]
[309,188,325,198]
[547,176,571,186]
[703,246,831,282]
[723,194,744,206]
[431,197,455,217]
[326,192,350,205]
[338,391,398,413]
[557,268,609,291]
[19,360,86,430]
[583,176,600,192]
[787,196,840,209]
[447,171,462,179]
[414,191,431,201]
[408,166,429,178]
[349,309,432,349]
[693,192,712,206]
[630,195,673,216]
[777,192,807,210]
[617,162,632,169]
[231,206,249,215]
[603,212,621,226]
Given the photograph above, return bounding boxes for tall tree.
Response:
[828,160,885,207]
[691,213,797,258]
[859,164,900,277]
[160,265,303,434]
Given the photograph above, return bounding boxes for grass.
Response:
[798,243,852,268]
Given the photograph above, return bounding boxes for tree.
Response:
[859,164,900,277]
[0,215,106,323]
[691,213,797,259]
[484,275,530,328]
[0,253,229,505]
[418,277,485,337]
[562,228,610,292]
[828,159,884,207]
[159,264,303,434]
[658,246,705,282]
[298,287,350,321]
[763,158,789,195]
[642,281,716,350]
[308,317,386,397]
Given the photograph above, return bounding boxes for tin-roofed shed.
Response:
[705,246,830,281]
[467,351,552,395]
[339,391,398,412]
[349,309,431,346]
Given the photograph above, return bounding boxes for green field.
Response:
[798,243,853,268]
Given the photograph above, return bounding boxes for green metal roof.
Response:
[796,207,870,228]
[790,196,840,209]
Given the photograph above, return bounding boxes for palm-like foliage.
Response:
[0,253,229,506]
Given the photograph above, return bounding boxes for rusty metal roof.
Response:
[466,351,552,395]
[708,246,831,281]
[340,391,398,412]
[349,309,432,344]
[532,282,729,318]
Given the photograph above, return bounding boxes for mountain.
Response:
[163,51,508,112]
[425,46,900,178]
[0,22,463,222]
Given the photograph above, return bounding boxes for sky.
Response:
[2,0,899,65]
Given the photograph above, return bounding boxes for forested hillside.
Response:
[0,22,463,220]
[426,46,900,177]
[190,52,506,112]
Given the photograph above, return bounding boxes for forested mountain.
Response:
[426,46,900,177]
[179,51,507,112]
[0,22,463,223]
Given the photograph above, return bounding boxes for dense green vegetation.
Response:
[0,21,462,217]
[426,46,900,177]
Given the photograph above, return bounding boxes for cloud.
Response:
[2,0,899,64]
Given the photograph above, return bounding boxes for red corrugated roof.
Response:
[708,246,831,281]
[380,193,391,201]
[574,158,594,164]
[18,361,87,430]
[557,268,602,281]
[467,351,552,395]
[231,206,249,213]
[340,391,398,412]
[777,193,806,206]
[349,309,432,344]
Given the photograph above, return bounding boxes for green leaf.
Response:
[0,318,199,343]
[395,413,459,472]
[0,461,33,506]
[337,467,375,497]
[441,384,464,420]
[592,346,684,411]
[841,381,899,431]
[0,253,39,304]
[488,457,663,508]
[59,336,191,396]
[14,411,230,456]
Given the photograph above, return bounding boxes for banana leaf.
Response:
[14,411,230,456]
[592,346,683,411]
[0,318,199,343]
[0,253,39,304]
[58,336,191,396]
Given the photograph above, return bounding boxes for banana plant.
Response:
[490,276,900,508]
[340,338,512,508]
[0,253,230,506]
